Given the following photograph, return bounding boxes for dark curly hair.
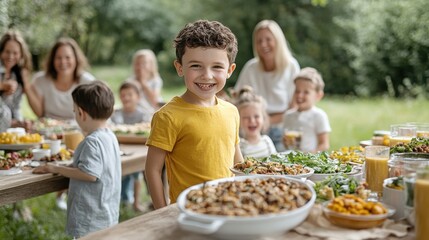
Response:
[173,20,238,64]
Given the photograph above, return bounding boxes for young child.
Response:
[235,86,276,158]
[282,67,331,152]
[110,81,150,212]
[126,49,164,114]
[33,81,121,238]
[145,20,243,209]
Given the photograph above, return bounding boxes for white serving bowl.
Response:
[32,149,51,161]
[177,175,315,239]
[383,177,406,221]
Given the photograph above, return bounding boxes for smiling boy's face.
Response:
[174,47,236,106]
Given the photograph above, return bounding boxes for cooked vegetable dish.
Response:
[185,178,312,216]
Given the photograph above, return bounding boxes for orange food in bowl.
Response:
[322,195,392,229]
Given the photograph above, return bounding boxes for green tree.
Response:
[339,0,429,97]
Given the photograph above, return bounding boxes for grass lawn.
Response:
[2,65,429,239]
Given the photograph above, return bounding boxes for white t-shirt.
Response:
[125,75,163,115]
[283,106,331,152]
[32,71,95,120]
[240,135,277,158]
[234,57,300,114]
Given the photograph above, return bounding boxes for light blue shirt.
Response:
[66,128,121,238]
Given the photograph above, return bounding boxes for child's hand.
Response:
[32,164,55,174]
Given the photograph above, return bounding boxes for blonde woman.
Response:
[126,49,163,115]
[234,20,300,151]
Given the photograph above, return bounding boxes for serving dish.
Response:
[322,201,394,229]
[176,175,316,239]
[0,143,41,150]
[308,165,363,182]
[0,167,22,176]
[229,165,314,179]
[115,134,147,144]
[383,177,405,221]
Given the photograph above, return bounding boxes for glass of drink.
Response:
[390,124,416,147]
[415,166,429,240]
[283,128,302,151]
[365,146,390,195]
[64,130,84,150]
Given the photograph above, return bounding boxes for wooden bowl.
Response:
[322,202,394,229]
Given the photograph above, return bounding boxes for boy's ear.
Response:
[173,60,184,77]
[77,107,87,121]
[227,63,236,79]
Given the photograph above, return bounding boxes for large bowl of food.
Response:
[322,195,394,229]
[177,175,316,239]
[230,158,314,179]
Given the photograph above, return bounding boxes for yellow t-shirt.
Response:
[146,96,240,203]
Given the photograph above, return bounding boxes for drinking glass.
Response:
[64,131,84,150]
[390,124,416,147]
[283,128,302,150]
[415,167,429,240]
[365,146,390,195]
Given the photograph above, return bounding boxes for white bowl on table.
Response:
[382,177,406,221]
[32,149,51,161]
[176,175,316,239]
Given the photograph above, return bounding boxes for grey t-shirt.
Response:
[66,128,121,238]
[110,108,151,124]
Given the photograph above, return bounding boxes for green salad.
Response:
[314,174,363,202]
[262,151,353,174]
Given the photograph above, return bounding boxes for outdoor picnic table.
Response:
[0,144,147,206]
[81,203,415,240]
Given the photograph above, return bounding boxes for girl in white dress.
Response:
[235,86,276,158]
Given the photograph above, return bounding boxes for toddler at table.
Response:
[282,67,331,153]
[234,86,276,158]
[33,81,121,238]
[125,49,164,114]
[111,81,150,212]
[145,20,244,209]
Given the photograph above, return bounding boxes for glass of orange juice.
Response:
[415,167,429,240]
[365,146,390,196]
[390,124,416,147]
[283,128,302,151]
[64,131,84,150]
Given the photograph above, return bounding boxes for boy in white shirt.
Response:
[282,67,331,153]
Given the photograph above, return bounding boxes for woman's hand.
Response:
[1,80,17,95]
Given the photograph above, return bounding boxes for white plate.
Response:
[0,167,23,176]
[0,143,41,150]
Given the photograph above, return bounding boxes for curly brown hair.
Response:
[173,20,238,64]
[44,37,89,82]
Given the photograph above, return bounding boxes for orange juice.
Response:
[415,179,429,240]
[283,131,302,150]
[417,131,429,138]
[389,137,412,147]
[365,156,389,193]
[64,131,84,150]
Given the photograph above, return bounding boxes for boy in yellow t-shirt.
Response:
[145,20,244,209]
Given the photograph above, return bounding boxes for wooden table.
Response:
[81,204,415,240]
[0,144,147,206]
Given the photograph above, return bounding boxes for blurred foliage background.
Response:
[1,0,428,97]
